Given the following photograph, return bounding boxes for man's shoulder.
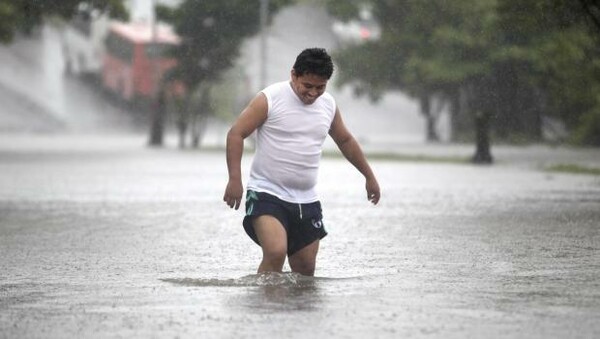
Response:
[261,81,291,108]
[262,81,289,93]
[321,91,335,102]
[318,91,336,111]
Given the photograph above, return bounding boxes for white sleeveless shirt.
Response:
[247,81,336,203]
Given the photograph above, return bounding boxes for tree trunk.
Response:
[191,86,211,149]
[472,110,493,164]
[148,91,166,147]
[420,95,440,142]
[176,98,189,149]
[191,115,208,148]
[177,122,187,149]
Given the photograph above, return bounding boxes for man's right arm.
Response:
[223,93,268,210]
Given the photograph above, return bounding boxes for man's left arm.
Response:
[329,108,381,205]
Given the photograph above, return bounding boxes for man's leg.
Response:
[288,239,320,276]
[253,215,288,273]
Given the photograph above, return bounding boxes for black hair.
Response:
[292,47,334,79]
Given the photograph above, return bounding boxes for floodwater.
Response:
[1,135,599,338]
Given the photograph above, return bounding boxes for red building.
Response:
[102,21,182,101]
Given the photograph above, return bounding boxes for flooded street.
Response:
[1,2,599,338]
[1,135,599,338]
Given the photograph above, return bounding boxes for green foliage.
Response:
[159,0,293,93]
[494,0,599,136]
[332,0,498,102]
[322,149,469,164]
[546,163,600,176]
[326,0,600,146]
[324,0,361,22]
[572,104,600,146]
[334,41,397,101]
[0,2,18,43]
[0,0,128,43]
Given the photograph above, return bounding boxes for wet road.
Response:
[1,2,599,338]
[1,135,599,338]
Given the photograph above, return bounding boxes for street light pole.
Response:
[151,0,159,98]
[148,0,164,147]
[259,0,269,90]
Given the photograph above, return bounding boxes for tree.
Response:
[150,0,293,148]
[329,0,498,162]
[493,0,600,146]
[0,0,127,43]
[327,0,600,160]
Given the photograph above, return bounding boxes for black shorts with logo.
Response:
[243,190,327,256]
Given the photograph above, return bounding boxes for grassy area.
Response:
[194,146,470,164]
[323,150,470,164]
[545,164,600,176]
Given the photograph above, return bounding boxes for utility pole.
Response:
[148,0,165,147]
[259,0,269,89]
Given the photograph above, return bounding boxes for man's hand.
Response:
[366,177,380,205]
[223,179,243,210]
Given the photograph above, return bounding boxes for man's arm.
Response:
[223,93,268,210]
[329,107,381,205]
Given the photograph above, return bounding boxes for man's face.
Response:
[290,70,328,105]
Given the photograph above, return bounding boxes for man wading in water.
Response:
[223,48,380,276]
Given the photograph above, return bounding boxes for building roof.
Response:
[109,21,181,44]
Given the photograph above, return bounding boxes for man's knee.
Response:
[259,243,287,273]
[253,215,287,262]
[262,243,287,262]
[289,240,319,276]
[290,260,315,276]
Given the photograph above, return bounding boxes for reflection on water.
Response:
[162,272,324,312]
[244,283,322,313]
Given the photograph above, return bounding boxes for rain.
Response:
[1,1,599,338]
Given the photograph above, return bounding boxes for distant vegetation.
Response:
[325,0,600,160]
[546,164,600,176]
[4,0,599,157]
[0,0,127,42]
[152,0,293,147]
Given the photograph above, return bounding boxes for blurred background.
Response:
[2,2,600,337]
[1,0,598,161]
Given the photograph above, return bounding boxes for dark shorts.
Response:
[243,190,327,256]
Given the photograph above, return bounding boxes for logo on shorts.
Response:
[311,219,323,229]
[246,191,258,216]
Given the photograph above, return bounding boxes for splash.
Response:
[161,272,315,287]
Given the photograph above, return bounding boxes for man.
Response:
[223,48,380,276]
